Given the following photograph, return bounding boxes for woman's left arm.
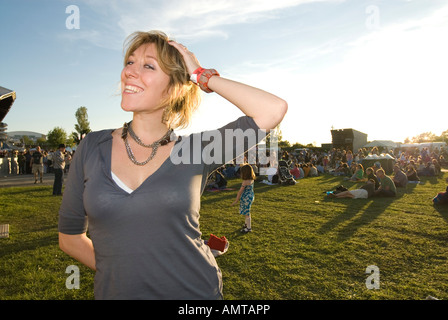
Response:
[169,41,288,131]
[208,76,288,131]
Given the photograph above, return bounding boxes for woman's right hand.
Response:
[168,40,201,76]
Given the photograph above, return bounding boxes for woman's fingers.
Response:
[168,40,201,75]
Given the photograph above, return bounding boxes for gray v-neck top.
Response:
[58,116,263,300]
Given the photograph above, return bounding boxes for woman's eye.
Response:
[125,61,154,70]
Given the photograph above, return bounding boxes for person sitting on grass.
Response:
[223,163,237,178]
[365,167,380,190]
[290,163,302,180]
[432,158,441,176]
[328,179,376,199]
[348,163,364,181]
[302,163,310,178]
[432,186,448,205]
[416,159,426,176]
[206,167,228,190]
[322,155,329,172]
[332,162,351,177]
[374,169,397,197]
[373,161,382,174]
[421,161,436,177]
[439,155,447,167]
[392,165,408,188]
[308,162,319,177]
[406,164,420,182]
[298,164,305,179]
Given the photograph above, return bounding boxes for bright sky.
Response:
[1,0,447,146]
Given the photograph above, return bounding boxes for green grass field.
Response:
[1,172,447,300]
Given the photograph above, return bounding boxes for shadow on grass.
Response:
[416,176,441,185]
[433,204,448,224]
[0,234,58,259]
[227,226,252,239]
[317,174,351,185]
[0,186,53,197]
[337,196,398,241]
[318,191,404,241]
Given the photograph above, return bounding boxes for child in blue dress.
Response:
[232,164,256,233]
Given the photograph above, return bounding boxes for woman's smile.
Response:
[123,84,144,94]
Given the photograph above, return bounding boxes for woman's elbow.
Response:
[265,99,288,130]
[277,99,288,122]
[59,232,81,254]
[252,97,288,131]
[58,232,69,253]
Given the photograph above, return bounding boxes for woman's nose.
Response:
[125,64,139,78]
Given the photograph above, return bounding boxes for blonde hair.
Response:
[123,30,201,129]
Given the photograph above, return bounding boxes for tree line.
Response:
[404,131,448,144]
[19,109,448,150]
[279,129,448,150]
[19,106,91,150]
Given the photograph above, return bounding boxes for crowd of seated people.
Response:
[204,145,447,204]
[206,145,446,190]
[396,147,445,177]
[277,145,447,188]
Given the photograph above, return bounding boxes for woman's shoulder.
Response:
[82,129,115,144]
[88,128,115,138]
[73,129,114,158]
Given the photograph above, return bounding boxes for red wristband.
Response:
[190,68,220,93]
[190,67,205,84]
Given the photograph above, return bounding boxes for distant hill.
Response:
[6,131,46,139]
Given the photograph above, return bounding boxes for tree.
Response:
[47,127,68,149]
[291,142,305,149]
[411,132,436,143]
[278,140,291,149]
[36,136,48,149]
[72,106,91,144]
[265,124,282,149]
[306,143,316,148]
[20,135,33,147]
[440,130,448,143]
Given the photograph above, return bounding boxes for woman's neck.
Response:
[130,113,170,144]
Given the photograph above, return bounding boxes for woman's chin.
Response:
[121,103,136,112]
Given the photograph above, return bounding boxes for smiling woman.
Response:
[120,31,201,129]
[121,44,172,114]
[58,30,287,300]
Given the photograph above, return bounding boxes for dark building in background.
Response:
[331,128,368,152]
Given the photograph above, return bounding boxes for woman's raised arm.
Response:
[168,41,288,131]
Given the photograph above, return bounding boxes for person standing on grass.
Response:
[58,30,287,300]
[31,146,44,183]
[232,164,256,233]
[52,144,66,195]
[18,151,26,175]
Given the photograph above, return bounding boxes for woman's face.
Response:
[121,43,171,114]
